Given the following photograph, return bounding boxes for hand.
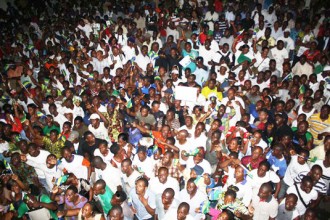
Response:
[57,210,67,218]
[248,205,254,214]
[195,207,201,213]
[234,210,242,218]
[11,174,19,181]
[52,185,59,194]
[138,195,149,206]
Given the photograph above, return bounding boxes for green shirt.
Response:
[98,186,114,214]
[291,127,313,141]
[17,194,57,219]
[43,125,60,137]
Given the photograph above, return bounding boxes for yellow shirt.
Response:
[308,113,330,145]
[201,87,223,101]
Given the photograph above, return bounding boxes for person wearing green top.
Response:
[313,56,328,74]
[43,115,61,137]
[292,120,313,150]
[17,186,58,219]
[93,179,114,215]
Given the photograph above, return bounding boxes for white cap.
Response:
[90,113,100,120]
[324,65,330,71]
[171,69,179,75]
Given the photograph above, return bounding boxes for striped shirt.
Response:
[294,171,327,194]
[308,113,330,145]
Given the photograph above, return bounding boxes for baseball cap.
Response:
[90,113,100,120]
[191,165,204,175]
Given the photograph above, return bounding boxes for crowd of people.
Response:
[0,0,329,219]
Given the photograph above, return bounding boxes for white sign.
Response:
[179,56,192,68]
[175,86,198,102]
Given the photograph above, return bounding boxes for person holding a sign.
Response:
[179,41,199,73]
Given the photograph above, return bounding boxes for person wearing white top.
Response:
[276,194,300,220]
[271,41,289,72]
[40,154,62,192]
[92,156,122,194]
[59,147,90,180]
[135,45,151,72]
[108,47,127,76]
[88,113,110,143]
[223,166,252,207]
[92,55,109,75]
[178,178,208,220]
[156,188,180,220]
[161,202,195,220]
[149,167,180,198]
[286,177,318,215]
[121,158,142,194]
[247,161,281,198]
[186,151,212,175]
[49,103,68,131]
[279,152,310,199]
[93,140,113,163]
[132,146,154,179]
[204,9,219,31]
[25,145,51,190]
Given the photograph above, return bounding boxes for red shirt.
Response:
[6,117,23,133]
[152,131,167,154]
[241,156,264,170]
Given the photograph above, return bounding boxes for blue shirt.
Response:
[194,67,209,87]
[266,151,287,178]
[182,49,199,72]
[129,188,156,220]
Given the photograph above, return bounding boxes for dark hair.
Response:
[83,131,94,139]
[108,204,123,215]
[110,142,120,155]
[114,190,127,202]
[259,160,271,171]
[67,185,78,194]
[135,176,149,187]
[118,133,129,142]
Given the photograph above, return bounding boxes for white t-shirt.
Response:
[59,155,88,180]
[26,150,51,179]
[88,122,110,143]
[149,176,180,198]
[121,170,142,194]
[286,184,318,215]
[132,156,154,179]
[178,189,207,220]
[248,169,280,197]
[95,162,122,193]
[276,198,300,220]
[271,47,289,72]
[310,160,330,193]
[223,179,252,206]
[283,155,310,186]
[53,113,68,131]
[135,54,151,72]
[94,149,113,163]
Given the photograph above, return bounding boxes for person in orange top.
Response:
[5,112,23,133]
[132,121,171,154]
